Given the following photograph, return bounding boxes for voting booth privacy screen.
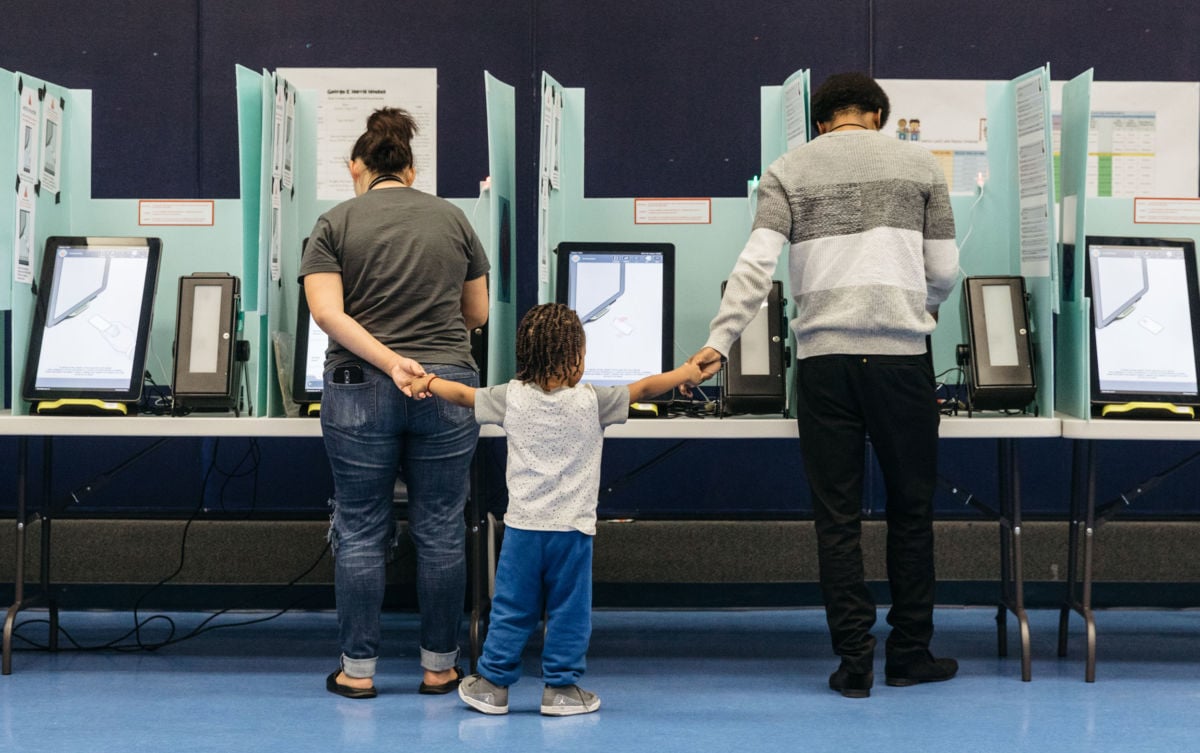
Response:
[23,236,162,404]
[1086,236,1200,407]
[555,242,675,391]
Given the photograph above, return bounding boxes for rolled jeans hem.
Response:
[421,647,460,672]
[341,654,376,680]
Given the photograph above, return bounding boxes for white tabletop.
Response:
[0,413,1060,440]
[605,415,1060,440]
[1059,414,1200,441]
[0,415,326,438]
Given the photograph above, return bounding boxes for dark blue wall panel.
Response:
[535,0,869,198]
[872,0,1200,82]
[196,1,534,200]
[3,2,1200,518]
[0,0,200,199]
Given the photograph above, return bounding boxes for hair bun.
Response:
[353,107,419,174]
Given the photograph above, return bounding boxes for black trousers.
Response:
[795,353,939,673]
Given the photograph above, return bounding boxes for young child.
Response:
[408,303,702,716]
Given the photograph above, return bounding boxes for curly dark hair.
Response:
[514,303,585,387]
[810,72,890,131]
[350,107,418,175]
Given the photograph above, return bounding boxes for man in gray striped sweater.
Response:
[686,72,960,699]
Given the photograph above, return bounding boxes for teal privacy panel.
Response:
[1055,69,1094,418]
[485,71,517,385]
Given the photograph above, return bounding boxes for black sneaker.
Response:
[884,652,959,687]
[828,663,873,699]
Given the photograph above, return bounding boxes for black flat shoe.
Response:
[326,669,377,699]
[418,666,464,695]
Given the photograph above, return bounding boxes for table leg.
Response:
[1059,439,1097,681]
[1081,444,1097,682]
[1058,440,1086,657]
[466,444,496,671]
[42,438,58,652]
[998,438,1031,681]
[3,438,30,675]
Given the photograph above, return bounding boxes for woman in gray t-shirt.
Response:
[301,107,490,700]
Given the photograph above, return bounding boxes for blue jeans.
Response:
[321,362,479,679]
[478,527,593,688]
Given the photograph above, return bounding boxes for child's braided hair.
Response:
[514,303,585,387]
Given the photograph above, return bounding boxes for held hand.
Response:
[407,373,436,399]
[690,346,724,381]
[391,356,426,397]
[679,347,723,397]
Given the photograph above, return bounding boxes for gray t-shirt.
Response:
[299,187,490,370]
[475,381,629,535]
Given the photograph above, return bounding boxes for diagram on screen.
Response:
[580,260,625,325]
[48,253,110,327]
[566,251,665,385]
[1092,254,1148,328]
[1090,243,1198,396]
[87,314,136,356]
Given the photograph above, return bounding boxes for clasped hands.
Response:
[388,356,429,398]
[679,346,723,397]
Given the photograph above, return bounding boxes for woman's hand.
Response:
[390,356,426,396]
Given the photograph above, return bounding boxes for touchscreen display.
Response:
[561,247,671,387]
[302,311,329,393]
[34,243,152,393]
[1089,241,1198,397]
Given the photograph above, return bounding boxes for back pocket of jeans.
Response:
[323,381,377,431]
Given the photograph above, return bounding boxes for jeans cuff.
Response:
[341,653,376,680]
[421,646,460,672]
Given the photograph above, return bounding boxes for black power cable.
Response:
[11,437,328,654]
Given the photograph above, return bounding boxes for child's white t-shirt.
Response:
[474,380,629,535]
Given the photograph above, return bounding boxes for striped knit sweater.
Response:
[706,129,960,360]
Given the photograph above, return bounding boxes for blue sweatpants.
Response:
[477,527,593,688]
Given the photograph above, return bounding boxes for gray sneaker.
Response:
[540,684,601,716]
[458,673,509,715]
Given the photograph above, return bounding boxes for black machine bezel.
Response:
[721,279,788,415]
[962,275,1037,411]
[554,241,675,388]
[1085,235,1200,407]
[292,281,326,406]
[23,236,162,404]
[171,273,240,405]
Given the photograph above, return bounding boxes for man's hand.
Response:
[679,346,724,397]
[690,347,724,380]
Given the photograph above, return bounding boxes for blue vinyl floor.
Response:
[2,606,1199,752]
